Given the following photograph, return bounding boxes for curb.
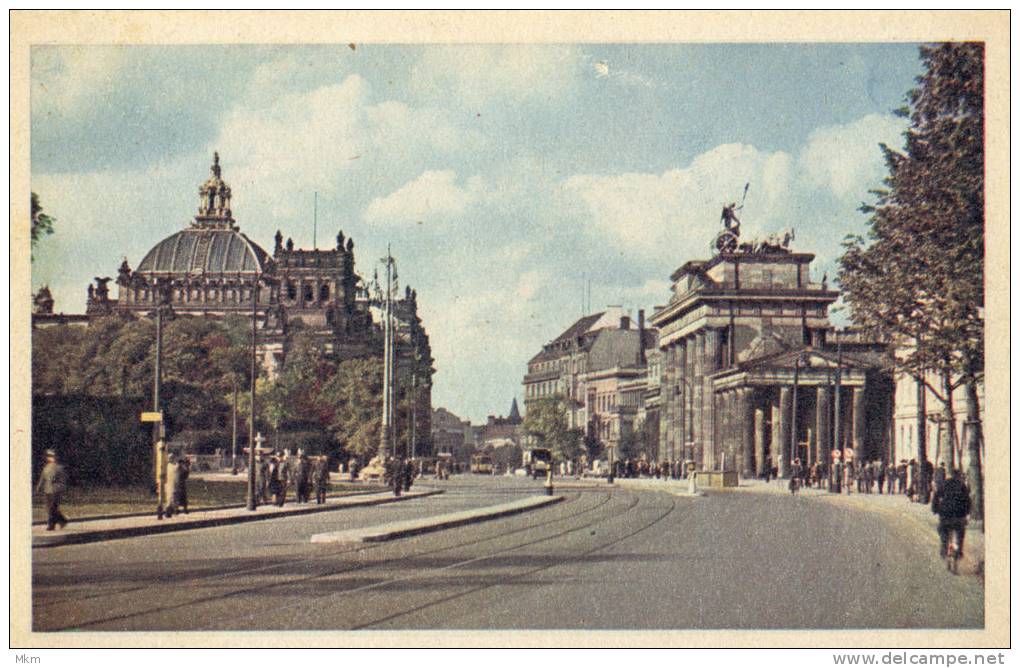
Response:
[311,494,564,544]
[30,487,387,526]
[32,489,443,549]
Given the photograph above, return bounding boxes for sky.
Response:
[30,43,922,424]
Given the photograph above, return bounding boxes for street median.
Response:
[310,494,564,544]
[32,488,443,549]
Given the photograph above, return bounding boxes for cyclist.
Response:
[931,468,971,569]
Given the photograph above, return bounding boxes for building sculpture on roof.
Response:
[651,209,892,478]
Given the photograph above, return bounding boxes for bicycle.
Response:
[945,535,960,574]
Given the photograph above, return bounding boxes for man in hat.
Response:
[36,450,68,530]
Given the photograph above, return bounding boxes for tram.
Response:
[470,453,494,475]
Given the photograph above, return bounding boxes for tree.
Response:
[522,396,583,463]
[31,192,55,260]
[317,357,384,462]
[838,43,984,516]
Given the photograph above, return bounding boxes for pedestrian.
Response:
[934,462,948,496]
[256,453,269,503]
[174,455,191,514]
[789,459,802,494]
[763,457,772,483]
[295,453,311,504]
[164,452,180,518]
[403,458,414,492]
[908,459,918,501]
[897,460,908,495]
[931,469,971,565]
[314,455,330,504]
[35,449,68,531]
[877,461,886,494]
[268,455,282,506]
[277,452,291,506]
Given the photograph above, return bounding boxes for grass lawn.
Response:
[31,479,380,523]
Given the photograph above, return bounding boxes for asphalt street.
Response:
[32,476,982,631]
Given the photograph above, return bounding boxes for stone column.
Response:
[779,386,792,478]
[739,388,754,478]
[816,385,831,464]
[770,391,782,475]
[721,390,733,470]
[705,328,721,374]
[694,331,706,468]
[852,386,866,457]
[754,407,765,476]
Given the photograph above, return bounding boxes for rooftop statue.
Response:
[713,183,749,254]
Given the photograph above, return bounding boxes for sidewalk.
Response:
[731,478,986,578]
[606,474,984,578]
[32,488,442,549]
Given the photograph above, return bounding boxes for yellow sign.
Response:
[140,412,163,422]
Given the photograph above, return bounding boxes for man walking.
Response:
[35,450,68,531]
[174,455,191,514]
[931,469,971,565]
[313,455,330,505]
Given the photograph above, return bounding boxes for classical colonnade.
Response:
[715,382,867,479]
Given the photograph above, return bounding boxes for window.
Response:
[304,284,314,302]
[286,281,297,300]
[320,283,330,301]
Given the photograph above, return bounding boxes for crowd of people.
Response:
[255,451,332,507]
[781,457,951,498]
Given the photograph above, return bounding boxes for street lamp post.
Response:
[151,279,173,520]
[246,274,260,511]
[677,376,694,473]
[791,352,810,479]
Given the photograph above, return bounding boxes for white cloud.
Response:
[798,113,907,199]
[562,143,797,260]
[412,45,583,107]
[364,170,486,225]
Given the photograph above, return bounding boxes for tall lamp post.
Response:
[677,376,694,469]
[246,273,261,511]
[151,279,174,520]
[790,352,810,479]
[375,249,399,467]
[826,341,845,494]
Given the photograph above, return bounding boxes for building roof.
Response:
[136,228,270,275]
[551,312,604,344]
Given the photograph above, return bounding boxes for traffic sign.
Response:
[140,412,163,423]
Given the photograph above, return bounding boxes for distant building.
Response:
[31,153,434,456]
[523,307,655,461]
[892,363,984,471]
[431,407,475,465]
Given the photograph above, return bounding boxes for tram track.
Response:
[352,490,678,630]
[43,489,618,631]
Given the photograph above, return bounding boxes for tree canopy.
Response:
[522,395,583,462]
[31,192,55,260]
[839,42,984,391]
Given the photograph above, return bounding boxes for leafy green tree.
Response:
[839,42,984,516]
[522,396,583,463]
[317,357,383,462]
[31,192,55,260]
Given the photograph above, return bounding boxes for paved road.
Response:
[32,476,982,631]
